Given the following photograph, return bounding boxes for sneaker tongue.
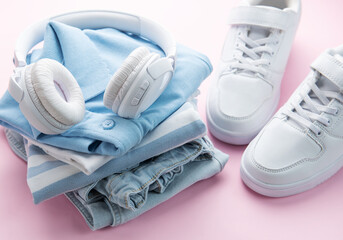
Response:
[248,26,269,40]
[286,54,343,130]
[314,54,343,93]
[239,26,270,77]
[315,74,339,93]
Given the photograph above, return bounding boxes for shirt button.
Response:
[102,119,115,130]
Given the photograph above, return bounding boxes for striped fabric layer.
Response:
[5,102,207,203]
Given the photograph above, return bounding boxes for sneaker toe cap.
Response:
[241,117,322,186]
[207,74,277,143]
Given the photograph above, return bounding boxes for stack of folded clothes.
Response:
[0,21,228,230]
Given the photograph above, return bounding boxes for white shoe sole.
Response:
[240,150,343,197]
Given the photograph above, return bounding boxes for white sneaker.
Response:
[207,0,301,145]
[241,46,343,197]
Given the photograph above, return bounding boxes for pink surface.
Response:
[1,0,343,239]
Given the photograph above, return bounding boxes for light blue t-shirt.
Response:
[0,21,212,156]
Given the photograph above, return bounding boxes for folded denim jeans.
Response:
[66,137,229,230]
[86,138,215,211]
[5,102,207,203]
[0,21,212,156]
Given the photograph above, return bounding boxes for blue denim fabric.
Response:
[0,21,212,156]
[4,102,208,203]
[65,137,229,230]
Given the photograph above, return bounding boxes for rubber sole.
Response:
[240,150,343,197]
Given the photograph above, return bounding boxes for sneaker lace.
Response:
[225,29,279,78]
[284,71,343,135]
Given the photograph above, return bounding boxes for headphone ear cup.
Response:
[25,58,85,133]
[103,47,150,111]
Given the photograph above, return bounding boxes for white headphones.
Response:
[8,10,176,135]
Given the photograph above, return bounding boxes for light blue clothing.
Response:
[0,21,212,156]
[66,137,228,230]
[5,102,207,204]
[25,101,204,175]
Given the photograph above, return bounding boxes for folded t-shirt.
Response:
[0,21,212,156]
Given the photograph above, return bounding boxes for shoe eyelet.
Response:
[327,119,331,126]
[335,109,339,115]
[317,131,322,136]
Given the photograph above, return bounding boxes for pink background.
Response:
[1,0,343,239]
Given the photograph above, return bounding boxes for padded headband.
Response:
[14,10,176,68]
